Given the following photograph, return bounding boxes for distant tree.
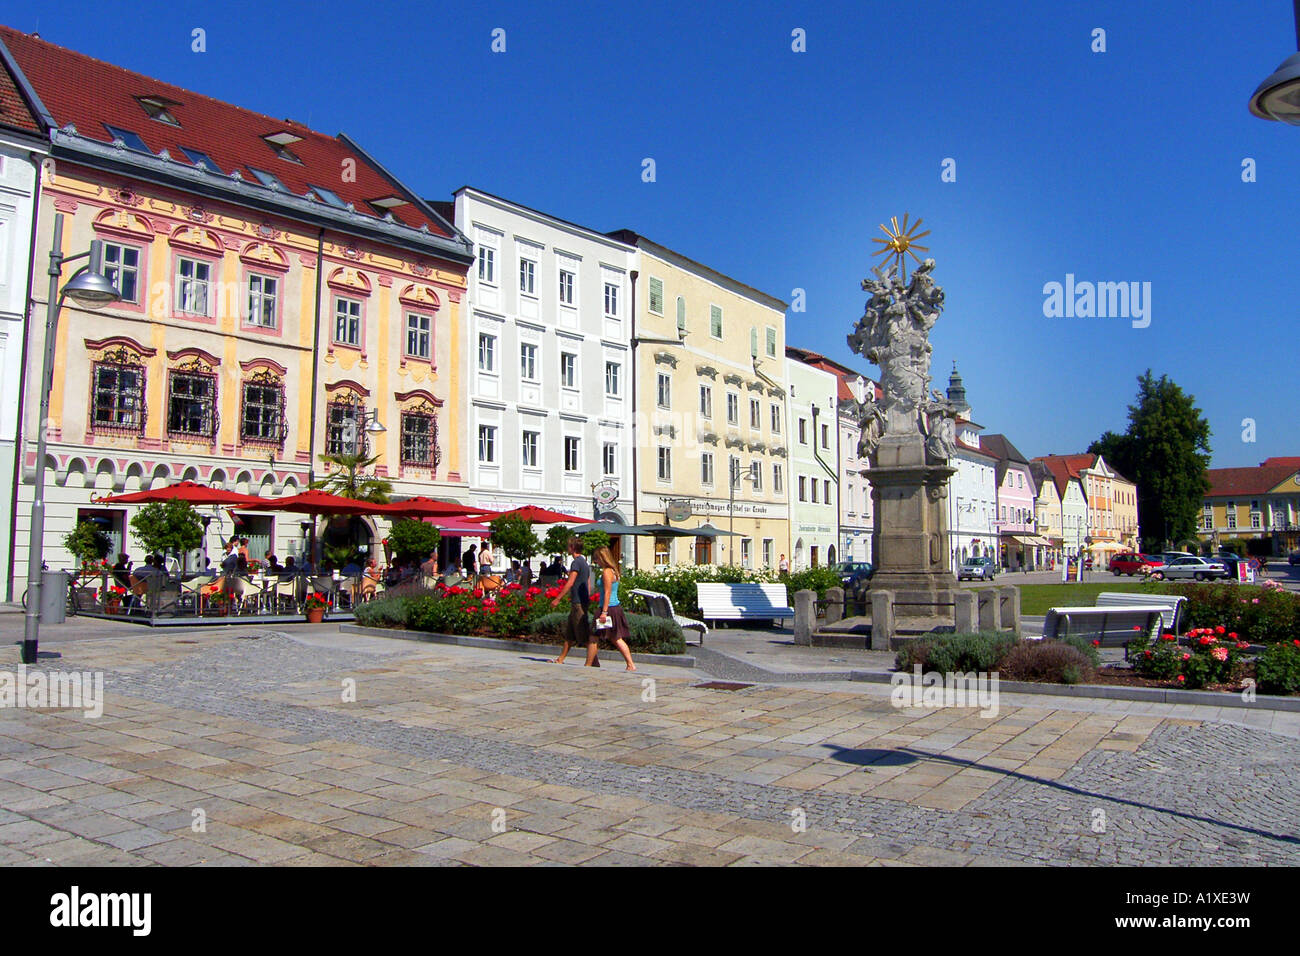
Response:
[63,520,113,567]
[541,525,572,557]
[489,515,541,563]
[580,530,611,556]
[1088,370,1211,552]
[130,500,204,569]
[386,519,441,565]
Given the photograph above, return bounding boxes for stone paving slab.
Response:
[0,626,1296,866]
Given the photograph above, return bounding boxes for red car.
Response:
[1109,553,1163,576]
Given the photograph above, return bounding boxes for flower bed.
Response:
[353,581,686,654]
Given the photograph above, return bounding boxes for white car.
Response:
[1152,556,1230,581]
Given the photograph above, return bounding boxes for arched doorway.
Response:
[827,544,837,565]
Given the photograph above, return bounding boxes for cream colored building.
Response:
[608,231,789,569]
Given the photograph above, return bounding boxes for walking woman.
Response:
[591,546,636,671]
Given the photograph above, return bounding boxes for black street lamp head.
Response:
[1250,51,1300,124]
[62,269,122,306]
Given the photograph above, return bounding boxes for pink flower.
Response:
[1182,653,1191,661]
[1251,598,1259,604]
[1177,675,1186,683]
[1211,647,1229,662]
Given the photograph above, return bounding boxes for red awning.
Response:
[92,480,268,507]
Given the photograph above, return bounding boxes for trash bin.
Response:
[39,569,72,624]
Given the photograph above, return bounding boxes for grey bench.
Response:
[695,582,794,628]
[628,588,707,645]
[1041,605,1168,657]
[1095,591,1186,634]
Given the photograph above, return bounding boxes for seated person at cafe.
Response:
[264,552,282,573]
[421,551,440,577]
[359,558,382,600]
[278,556,297,579]
[113,552,132,589]
[341,557,363,578]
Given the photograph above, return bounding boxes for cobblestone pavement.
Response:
[0,626,1296,866]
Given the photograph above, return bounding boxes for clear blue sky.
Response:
[15,0,1299,468]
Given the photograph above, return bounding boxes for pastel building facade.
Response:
[981,434,1041,570]
[1,27,473,593]
[1033,455,1093,561]
[785,349,839,569]
[450,188,636,543]
[1199,456,1300,555]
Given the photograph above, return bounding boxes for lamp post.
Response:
[728,460,756,566]
[1249,0,1300,123]
[22,214,121,664]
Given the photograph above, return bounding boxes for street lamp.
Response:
[1249,1,1300,124]
[22,214,121,664]
[728,460,756,566]
[341,408,384,457]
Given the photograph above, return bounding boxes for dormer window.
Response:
[180,147,222,173]
[136,95,181,126]
[309,184,346,207]
[103,125,152,154]
[368,196,410,217]
[262,131,303,163]
[247,167,286,191]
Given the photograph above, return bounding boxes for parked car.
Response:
[958,557,997,581]
[1152,556,1230,581]
[1159,551,1196,564]
[832,561,874,592]
[1108,553,1165,576]
[1289,550,1300,566]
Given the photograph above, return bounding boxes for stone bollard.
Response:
[953,590,977,634]
[793,589,816,645]
[977,589,1000,632]
[825,586,844,625]
[870,589,895,651]
[998,586,1021,635]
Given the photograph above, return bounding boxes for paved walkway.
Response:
[1,618,1296,866]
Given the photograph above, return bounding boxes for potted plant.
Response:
[303,591,329,624]
[105,585,127,614]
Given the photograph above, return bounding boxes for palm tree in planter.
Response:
[310,452,393,567]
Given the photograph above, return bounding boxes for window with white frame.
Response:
[657,447,671,481]
[520,342,537,380]
[604,282,619,318]
[560,352,577,388]
[741,538,752,568]
[699,385,712,418]
[477,245,496,284]
[727,392,739,426]
[558,269,575,306]
[605,361,620,396]
[701,452,715,486]
[656,373,671,409]
[773,463,784,494]
[1202,504,1213,530]
[247,274,278,328]
[519,257,536,296]
[799,476,807,502]
[405,313,431,360]
[602,442,617,476]
[821,423,830,448]
[763,539,773,567]
[175,257,212,315]
[798,418,808,444]
[709,304,723,338]
[478,424,497,463]
[102,243,140,303]
[648,277,664,315]
[771,404,782,434]
[751,461,763,492]
[478,333,497,372]
[521,430,539,468]
[564,436,580,472]
[1226,501,1237,529]
[750,398,760,429]
[824,479,831,503]
[811,479,819,503]
[333,297,361,346]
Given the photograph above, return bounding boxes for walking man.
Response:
[549,537,598,667]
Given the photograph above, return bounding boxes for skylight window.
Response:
[247,167,286,190]
[103,125,152,154]
[370,196,409,209]
[262,132,303,163]
[136,95,181,126]
[309,185,346,207]
[181,148,222,173]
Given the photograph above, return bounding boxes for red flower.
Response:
[1132,625,1142,631]
[1161,633,1176,641]
[1181,653,1191,661]
[1144,650,1153,658]
[473,588,484,599]
[545,587,561,599]
[1215,625,1226,635]
[526,587,542,597]
[465,606,478,614]
[1091,640,1101,647]
[1228,632,1238,640]
[1176,675,1186,683]
[1198,636,1213,646]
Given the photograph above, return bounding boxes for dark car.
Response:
[832,561,874,592]
[958,557,997,581]
[1289,550,1299,566]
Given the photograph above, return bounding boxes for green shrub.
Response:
[997,641,1096,684]
[1146,581,1299,645]
[1256,642,1300,696]
[353,594,421,629]
[64,520,113,566]
[1056,633,1102,667]
[385,518,442,565]
[782,566,843,599]
[530,610,685,655]
[619,563,778,618]
[894,632,1018,674]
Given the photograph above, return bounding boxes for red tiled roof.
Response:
[1032,455,1093,498]
[836,377,854,402]
[0,45,39,134]
[1260,456,1300,469]
[0,26,449,236]
[1206,463,1300,497]
[956,440,998,460]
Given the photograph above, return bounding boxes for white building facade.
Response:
[785,351,839,568]
[942,367,998,571]
[837,372,873,564]
[454,188,636,535]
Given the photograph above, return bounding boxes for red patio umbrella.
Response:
[379,497,499,520]
[237,488,386,516]
[92,480,268,507]
[429,519,493,538]
[493,505,593,524]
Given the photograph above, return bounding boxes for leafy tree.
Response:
[1088,370,1211,552]
[387,518,441,565]
[311,452,392,503]
[130,500,203,568]
[541,525,572,558]
[580,530,611,556]
[64,520,113,566]
[488,515,541,563]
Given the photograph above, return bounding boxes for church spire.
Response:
[946,361,969,414]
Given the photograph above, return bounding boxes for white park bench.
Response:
[1040,605,1169,657]
[695,582,795,628]
[1095,591,1187,634]
[628,589,708,645]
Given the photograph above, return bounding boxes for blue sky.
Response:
[15,0,1299,467]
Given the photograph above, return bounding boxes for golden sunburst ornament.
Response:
[870,213,930,282]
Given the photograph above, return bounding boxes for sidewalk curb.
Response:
[844,668,1300,712]
[338,624,698,669]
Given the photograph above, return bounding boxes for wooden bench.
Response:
[695,583,794,628]
[628,589,708,645]
[1040,605,1168,657]
[1095,591,1186,634]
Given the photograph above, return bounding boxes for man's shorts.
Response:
[564,602,591,644]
